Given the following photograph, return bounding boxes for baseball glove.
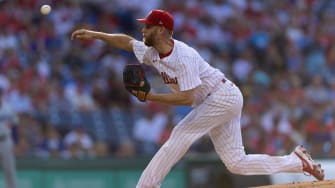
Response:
[123,64,150,102]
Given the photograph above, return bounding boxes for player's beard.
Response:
[143,33,157,47]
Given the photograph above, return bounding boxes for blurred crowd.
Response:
[0,0,335,160]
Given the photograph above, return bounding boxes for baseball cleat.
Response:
[293,145,325,181]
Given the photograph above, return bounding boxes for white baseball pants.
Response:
[136,80,302,188]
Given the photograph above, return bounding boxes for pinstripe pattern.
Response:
[133,41,303,188]
[133,40,224,107]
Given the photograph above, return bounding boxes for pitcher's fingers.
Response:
[71,31,80,39]
[71,30,82,40]
[71,32,77,40]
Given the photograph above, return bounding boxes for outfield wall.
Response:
[0,158,185,188]
[0,157,333,188]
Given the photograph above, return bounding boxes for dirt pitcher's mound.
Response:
[251,180,335,188]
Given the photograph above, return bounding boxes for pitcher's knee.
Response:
[226,164,244,174]
[225,159,251,175]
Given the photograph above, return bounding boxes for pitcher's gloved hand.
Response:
[123,64,151,102]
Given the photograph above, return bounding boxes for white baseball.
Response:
[40,5,51,15]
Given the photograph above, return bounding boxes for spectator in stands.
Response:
[36,123,65,159]
[0,0,334,159]
[133,104,168,155]
[115,139,136,157]
[63,124,94,159]
[64,78,96,112]
[92,141,110,158]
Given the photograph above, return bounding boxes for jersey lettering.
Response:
[161,72,178,84]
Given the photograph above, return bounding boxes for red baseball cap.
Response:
[137,9,174,31]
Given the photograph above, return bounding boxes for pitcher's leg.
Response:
[226,153,302,175]
[136,124,205,188]
[210,115,302,175]
[136,105,216,188]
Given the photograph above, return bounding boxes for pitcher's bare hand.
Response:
[71,29,96,40]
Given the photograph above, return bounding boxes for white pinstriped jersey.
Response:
[133,40,306,188]
[133,39,225,106]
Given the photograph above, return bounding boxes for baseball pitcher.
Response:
[71,9,324,188]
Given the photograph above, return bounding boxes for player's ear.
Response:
[158,26,165,33]
[160,27,172,37]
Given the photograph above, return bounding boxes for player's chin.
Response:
[143,38,152,47]
[144,41,151,47]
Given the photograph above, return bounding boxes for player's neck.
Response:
[156,38,174,59]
